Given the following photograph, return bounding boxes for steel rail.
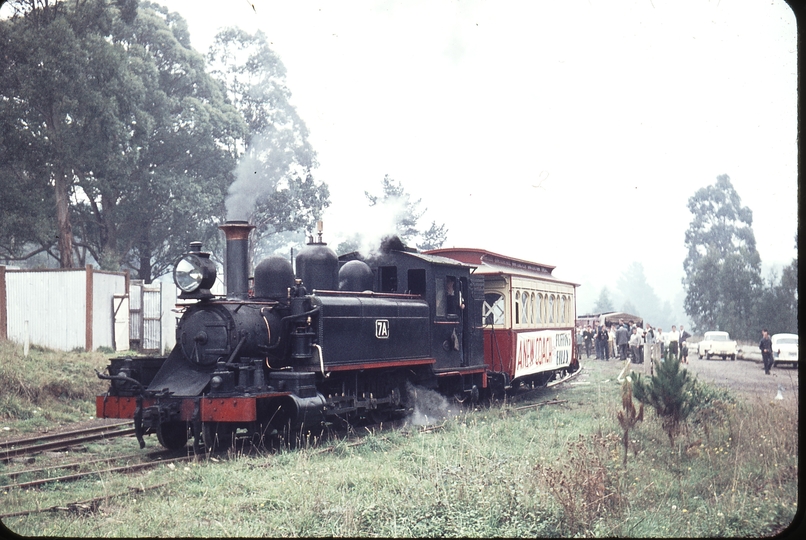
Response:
[2,451,166,480]
[0,421,133,450]
[1,428,137,461]
[2,455,192,490]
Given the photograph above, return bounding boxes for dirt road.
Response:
[625,353,798,401]
[683,355,798,399]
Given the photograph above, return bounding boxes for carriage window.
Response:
[514,289,521,324]
[521,291,531,324]
[531,292,537,325]
[548,295,555,323]
[535,293,544,323]
[560,296,566,323]
[553,294,560,322]
[483,293,505,325]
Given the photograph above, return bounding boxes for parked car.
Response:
[771,333,798,368]
[697,331,737,360]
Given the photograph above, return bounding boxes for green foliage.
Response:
[753,235,798,335]
[364,175,448,250]
[631,349,695,446]
[0,0,247,280]
[683,174,762,338]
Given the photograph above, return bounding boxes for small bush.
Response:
[632,349,695,446]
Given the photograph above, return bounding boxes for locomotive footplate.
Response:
[433,365,487,403]
[97,392,292,424]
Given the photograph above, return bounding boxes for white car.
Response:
[697,331,737,360]
[771,333,798,368]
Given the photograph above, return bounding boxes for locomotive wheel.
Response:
[201,422,235,452]
[157,421,190,450]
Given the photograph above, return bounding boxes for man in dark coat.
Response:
[597,324,610,361]
[760,328,774,375]
[582,325,594,358]
[616,323,630,360]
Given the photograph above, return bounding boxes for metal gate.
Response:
[129,280,162,352]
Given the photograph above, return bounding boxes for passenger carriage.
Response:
[425,248,580,393]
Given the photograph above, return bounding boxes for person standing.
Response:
[667,325,679,360]
[645,324,656,364]
[608,325,616,360]
[636,323,645,364]
[616,322,630,360]
[656,327,665,358]
[583,325,594,359]
[576,327,584,358]
[594,324,603,359]
[760,328,774,375]
[679,325,691,364]
[629,327,641,364]
[597,324,609,360]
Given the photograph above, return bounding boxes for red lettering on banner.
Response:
[516,334,555,371]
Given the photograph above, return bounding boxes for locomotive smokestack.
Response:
[219,221,255,300]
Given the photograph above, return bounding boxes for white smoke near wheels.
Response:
[403,381,460,427]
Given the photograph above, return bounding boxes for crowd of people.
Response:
[576,319,691,364]
[575,319,781,377]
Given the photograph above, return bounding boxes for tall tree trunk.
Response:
[138,236,152,283]
[54,169,74,268]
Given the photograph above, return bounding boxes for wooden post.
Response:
[85,264,94,352]
[0,266,6,341]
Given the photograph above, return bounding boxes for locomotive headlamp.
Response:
[174,244,216,296]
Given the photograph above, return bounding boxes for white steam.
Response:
[225,130,308,221]
[334,194,415,256]
[403,382,459,427]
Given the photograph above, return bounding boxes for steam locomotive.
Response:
[96,221,579,451]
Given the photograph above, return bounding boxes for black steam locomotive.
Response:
[97,221,490,451]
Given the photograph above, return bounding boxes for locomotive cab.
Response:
[339,239,487,399]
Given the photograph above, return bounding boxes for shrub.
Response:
[631,349,694,446]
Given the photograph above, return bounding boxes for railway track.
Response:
[1,451,192,491]
[0,421,135,461]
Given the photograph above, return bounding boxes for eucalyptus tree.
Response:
[0,0,246,280]
[754,234,798,335]
[682,174,762,338]
[206,27,329,255]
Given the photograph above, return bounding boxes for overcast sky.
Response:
[166,0,800,316]
[12,0,798,316]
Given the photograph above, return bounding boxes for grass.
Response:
[0,340,110,432]
[0,341,800,537]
